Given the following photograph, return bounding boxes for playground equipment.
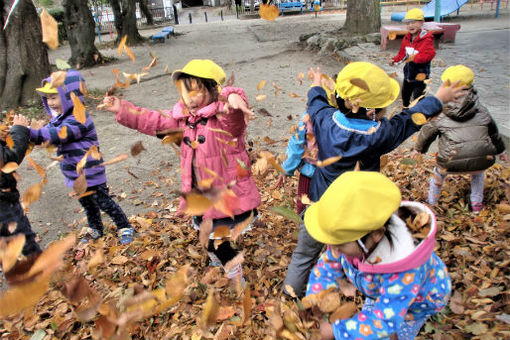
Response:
[391,0,471,21]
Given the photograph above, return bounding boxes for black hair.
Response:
[361,221,395,250]
[176,74,219,102]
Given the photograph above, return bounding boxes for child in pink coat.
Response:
[104,59,261,288]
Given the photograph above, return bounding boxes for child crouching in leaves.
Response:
[0,115,42,257]
[104,59,261,291]
[305,171,451,339]
[31,70,134,245]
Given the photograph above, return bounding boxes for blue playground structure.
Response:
[391,0,471,21]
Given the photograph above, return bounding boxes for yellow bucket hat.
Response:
[304,171,402,245]
[335,62,400,109]
[404,8,425,21]
[441,65,474,87]
[171,59,226,85]
[35,82,59,95]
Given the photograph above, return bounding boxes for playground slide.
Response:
[390,0,471,21]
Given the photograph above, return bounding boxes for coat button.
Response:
[197,135,206,143]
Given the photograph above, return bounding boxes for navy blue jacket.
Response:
[307,86,443,201]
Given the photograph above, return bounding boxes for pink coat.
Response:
[115,86,261,219]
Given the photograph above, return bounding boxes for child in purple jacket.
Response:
[31,70,134,245]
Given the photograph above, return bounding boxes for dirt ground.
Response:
[17,8,510,248]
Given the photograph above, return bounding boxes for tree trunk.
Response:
[344,0,380,35]
[138,0,153,25]
[63,0,106,68]
[0,0,51,110]
[110,0,144,45]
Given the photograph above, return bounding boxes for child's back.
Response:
[415,65,506,213]
[417,87,505,172]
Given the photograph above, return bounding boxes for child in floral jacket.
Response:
[305,171,451,339]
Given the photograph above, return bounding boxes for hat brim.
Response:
[375,77,400,108]
[35,86,58,95]
[304,203,341,245]
[171,70,184,83]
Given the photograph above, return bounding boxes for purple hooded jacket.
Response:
[30,70,107,188]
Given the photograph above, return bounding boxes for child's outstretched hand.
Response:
[31,119,46,130]
[309,67,322,87]
[12,115,29,127]
[102,95,121,113]
[224,93,255,123]
[434,81,468,104]
[499,152,509,163]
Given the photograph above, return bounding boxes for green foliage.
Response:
[40,0,55,7]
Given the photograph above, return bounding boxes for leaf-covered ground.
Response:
[1,146,509,340]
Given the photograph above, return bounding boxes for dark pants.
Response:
[0,200,41,256]
[194,209,257,265]
[296,174,311,215]
[402,80,426,107]
[283,221,324,297]
[78,183,131,234]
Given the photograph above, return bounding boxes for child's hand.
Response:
[389,59,396,66]
[12,114,29,127]
[225,93,255,123]
[31,119,46,130]
[102,95,121,113]
[319,321,334,340]
[499,152,509,163]
[434,81,468,104]
[310,67,322,87]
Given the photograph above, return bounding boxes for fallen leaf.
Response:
[256,94,267,102]
[329,302,357,322]
[130,141,146,156]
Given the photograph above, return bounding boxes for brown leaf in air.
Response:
[1,162,19,174]
[0,234,25,272]
[257,80,267,91]
[256,94,267,102]
[22,182,44,209]
[70,92,87,124]
[73,173,88,196]
[411,113,428,126]
[201,287,219,330]
[117,35,127,56]
[316,155,342,167]
[130,141,146,157]
[184,193,212,216]
[40,8,59,49]
[99,153,129,166]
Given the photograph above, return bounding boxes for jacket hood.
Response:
[40,69,85,118]
[443,88,479,122]
[349,201,437,274]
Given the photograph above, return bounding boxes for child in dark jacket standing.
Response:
[283,61,466,298]
[416,65,507,214]
[305,171,451,339]
[0,115,42,257]
[389,8,436,108]
[31,70,134,245]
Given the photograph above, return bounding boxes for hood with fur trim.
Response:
[349,201,437,274]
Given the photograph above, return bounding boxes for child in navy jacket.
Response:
[390,8,436,107]
[0,115,42,257]
[283,61,465,297]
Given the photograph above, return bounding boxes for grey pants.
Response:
[283,222,324,297]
